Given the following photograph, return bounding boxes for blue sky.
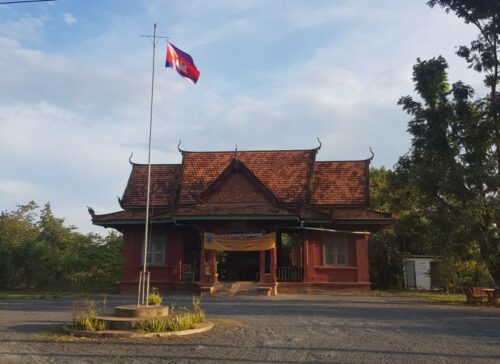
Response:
[0,0,484,234]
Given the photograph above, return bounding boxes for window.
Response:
[144,229,166,266]
[323,235,348,266]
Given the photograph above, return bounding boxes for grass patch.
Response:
[0,291,75,300]
[372,290,466,304]
[32,330,94,342]
[71,299,107,332]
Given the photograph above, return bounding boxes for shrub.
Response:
[71,299,106,332]
[148,287,163,306]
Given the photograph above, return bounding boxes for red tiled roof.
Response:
[311,161,368,205]
[92,209,172,223]
[332,208,393,221]
[120,151,371,208]
[178,150,316,204]
[121,164,180,207]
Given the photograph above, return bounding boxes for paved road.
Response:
[0,294,498,363]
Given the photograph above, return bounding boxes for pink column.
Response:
[209,250,217,284]
[303,238,309,282]
[259,250,266,284]
[356,235,370,283]
[270,247,277,283]
[199,230,206,284]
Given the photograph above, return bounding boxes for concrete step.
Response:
[113,304,169,318]
[96,315,148,330]
[213,281,260,296]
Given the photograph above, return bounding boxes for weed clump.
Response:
[137,295,205,333]
[71,299,107,332]
[148,287,163,306]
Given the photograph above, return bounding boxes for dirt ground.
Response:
[0,294,498,363]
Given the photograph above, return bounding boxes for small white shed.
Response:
[404,256,434,290]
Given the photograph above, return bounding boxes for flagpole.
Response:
[138,25,169,306]
[141,23,157,306]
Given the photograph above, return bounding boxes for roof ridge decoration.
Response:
[173,148,187,207]
[304,142,319,205]
[175,141,323,154]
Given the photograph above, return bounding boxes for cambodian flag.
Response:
[165,43,200,84]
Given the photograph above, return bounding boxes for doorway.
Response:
[217,251,260,281]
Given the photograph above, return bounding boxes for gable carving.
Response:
[204,172,272,204]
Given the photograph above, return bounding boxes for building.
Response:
[90,146,393,294]
[404,256,436,290]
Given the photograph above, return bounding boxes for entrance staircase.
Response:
[213,281,260,296]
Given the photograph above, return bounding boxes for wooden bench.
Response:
[484,288,500,305]
[464,287,488,304]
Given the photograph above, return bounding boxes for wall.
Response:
[303,230,370,286]
[120,224,187,293]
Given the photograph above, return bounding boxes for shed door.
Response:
[406,261,416,288]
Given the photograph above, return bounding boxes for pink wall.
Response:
[303,230,370,284]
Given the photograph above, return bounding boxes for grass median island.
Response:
[69,295,206,334]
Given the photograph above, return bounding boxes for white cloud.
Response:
[0,0,489,233]
[62,12,77,25]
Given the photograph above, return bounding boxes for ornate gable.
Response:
[201,160,277,205]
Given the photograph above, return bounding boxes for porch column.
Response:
[199,229,207,284]
[259,250,266,284]
[356,235,370,283]
[303,237,309,282]
[208,250,217,284]
[270,247,277,283]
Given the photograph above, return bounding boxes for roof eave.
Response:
[172,215,300,221]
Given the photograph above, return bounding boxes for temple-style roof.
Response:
[311,161,368,205]
[92,147,393,227]
[121,164,180,208]
[178,149,317,204]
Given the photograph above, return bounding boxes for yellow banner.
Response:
[204,232,276,251]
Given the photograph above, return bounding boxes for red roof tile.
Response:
[311,161,368,205]
[117,149,373,211]
[332,208,393,221]
[178,150,316,204]
[121,164,180,207]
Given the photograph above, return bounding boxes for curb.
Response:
[63,321,213,338]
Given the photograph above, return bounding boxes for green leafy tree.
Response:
[428,0,500,174]
[0,202,123,291]
[397,55,499,286]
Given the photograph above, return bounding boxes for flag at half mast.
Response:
[165,43,200,84]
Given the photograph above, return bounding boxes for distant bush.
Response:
[0,201,123,292]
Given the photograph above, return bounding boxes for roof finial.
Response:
[87,206,95,218]
[177,139,183,153]
[128,152,134,165]
[234,144,239,160]
[369,147,375,161]
[316,137,322,150]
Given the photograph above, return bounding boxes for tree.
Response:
[0,202,123,291]
[397,55,499,286]
[428,0,500,174]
